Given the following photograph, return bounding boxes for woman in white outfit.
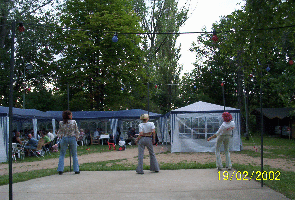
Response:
[135,114,160,174]
[207,112,235,171]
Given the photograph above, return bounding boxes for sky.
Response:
[177,0,245,76]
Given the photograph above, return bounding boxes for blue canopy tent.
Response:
[47,109,162,139]
[47,109,162,120]
[0,107,163,162]
[169,101,241,153]
[0,112,8,162]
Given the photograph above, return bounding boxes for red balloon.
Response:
[221,82,224,86]
[155,85,158,89]
[289,60,294,65]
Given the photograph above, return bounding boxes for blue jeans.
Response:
[57,136,79,172]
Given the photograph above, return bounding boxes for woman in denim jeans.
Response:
[57,110,80,175]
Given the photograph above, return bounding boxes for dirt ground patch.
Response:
[1,145,294,176]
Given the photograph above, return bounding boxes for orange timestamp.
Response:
[218,170,281,181]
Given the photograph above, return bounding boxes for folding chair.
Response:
[12,143,18,161]
[107,141,116,150]
[12,143,25,160]
[43,140,53,155]
[91,132,100,145]
[77,135,87,146]
[30,138,45,157]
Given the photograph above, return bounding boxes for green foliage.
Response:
[0,0,191,113]
[24,88,55,111]
[55,0,146,111]
[181,0,295,135]
[132,0,191,114]
[0,0,65,108]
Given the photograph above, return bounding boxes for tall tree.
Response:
[186,0,295,134]
[0,0,63,109]
[56,0,146,111]
[132,0,190,114]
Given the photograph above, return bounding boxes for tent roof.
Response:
[252,108,294,119]
[0,106,162,120]
[171,101,240,114]
[47,109,162,120]
[0,106,52,120]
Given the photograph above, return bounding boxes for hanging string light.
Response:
[289,58,294,65]
[18,23,25,32]
[212,29,218,42]
[112,32,118,42]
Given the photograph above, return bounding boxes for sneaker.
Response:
[217,167,222,171]
[136,172,144,174]
[58,171,63,175]
[75,171,80,174]
[227,167,232,171]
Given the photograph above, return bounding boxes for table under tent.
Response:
[168,101,241,153]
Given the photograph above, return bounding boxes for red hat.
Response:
[222,112,232,122]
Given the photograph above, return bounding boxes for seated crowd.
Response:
[11,126,150,159]
[12,129,58,157]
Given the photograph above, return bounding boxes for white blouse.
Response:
[216,121,235,136]
[139,122,155,133]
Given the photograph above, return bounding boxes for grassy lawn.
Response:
[6,144,120,163]
[0,136,294,199]
[241,135,295,159]
[234,135,295,199]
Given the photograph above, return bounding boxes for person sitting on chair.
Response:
[40,130,51,149]
[24,134,39,156]
[125,127,136,145]
[12,131,23,145]
[77,129,85,146]
[93,128,101,138]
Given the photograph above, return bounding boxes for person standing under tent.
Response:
[57,110,80,175]
[135,114,160,174]
[207,112,235,171]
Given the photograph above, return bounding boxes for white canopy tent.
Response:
[170,101,241,153]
